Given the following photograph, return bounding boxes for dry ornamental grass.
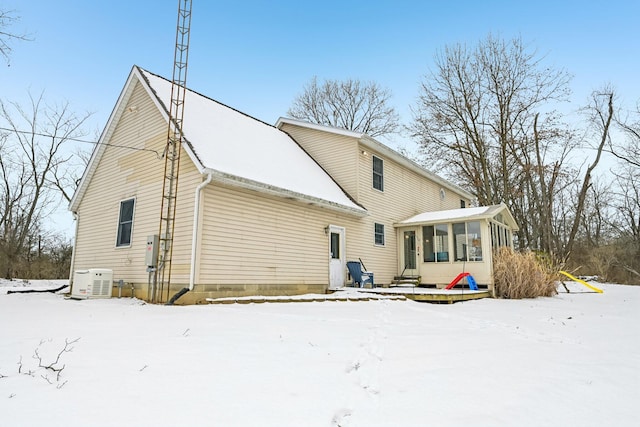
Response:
[493,247,559,299]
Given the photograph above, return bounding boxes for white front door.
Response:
[328,225,346,288]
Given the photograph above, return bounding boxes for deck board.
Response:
[349,286,491,303]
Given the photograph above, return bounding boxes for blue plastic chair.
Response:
[346,261,374,288]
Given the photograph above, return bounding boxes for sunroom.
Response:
[394,203,519,293]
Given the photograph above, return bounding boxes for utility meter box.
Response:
[71,269,113,299]
[145,235,159,267]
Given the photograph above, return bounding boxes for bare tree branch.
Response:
[411,34,575,255]
[0,92,91,279]
[287,76,400,137]
[0,9,32,64]
[565,90,615,257]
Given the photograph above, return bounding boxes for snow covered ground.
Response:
[1,279,638,427]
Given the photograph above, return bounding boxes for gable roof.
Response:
[70,66,366,216]
[275,117,475,201]
[395,203,519,230]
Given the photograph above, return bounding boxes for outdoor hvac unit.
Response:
[71,269,113,299]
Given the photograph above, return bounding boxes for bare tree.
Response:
[606,163,640,282]
[287,76,400,137]
[510,112,578,254]
[578,179,615,247]
[603,97,640,281]
[613,101,640,168]
[0,9,31,63]
[0,92,91,279]
[564,90,614,257]
[411,34,574,253]
[612,166,640,244]
[617,99,640,248]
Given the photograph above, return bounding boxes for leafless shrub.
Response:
[493,247,559,298]
[10,337,80,389]
[32,337,79,383]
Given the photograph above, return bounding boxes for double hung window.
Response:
[116,198,135,247]
[374,223,385,246]
[372,156,384,191]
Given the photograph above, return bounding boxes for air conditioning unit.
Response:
[71,269,113,299]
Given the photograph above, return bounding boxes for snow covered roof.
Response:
[70,66,366,216]
[395,203,519,230]
[140,68,366,215]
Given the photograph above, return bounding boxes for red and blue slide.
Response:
[445,272,478,290]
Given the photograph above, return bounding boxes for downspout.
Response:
[68,212,80,293]
[166,173,213,305]
[189,173,213,290]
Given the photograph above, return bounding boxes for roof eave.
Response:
[205,168,368,218]
[394,213,493,227]
[69,66,142,212]
[394,203,520,230]
[275,117,364,139]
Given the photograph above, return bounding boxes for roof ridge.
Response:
[136,65,277,131]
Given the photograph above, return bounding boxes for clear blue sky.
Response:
[2,0,639,236]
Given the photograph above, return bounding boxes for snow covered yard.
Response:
[1,280,639,427]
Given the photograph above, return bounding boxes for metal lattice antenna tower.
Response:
[155,0,192,303]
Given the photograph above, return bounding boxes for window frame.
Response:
[372,155,384,192]
[423,223,450,263]
[452,220,483,262]
[374,222,385,246]
[115,198,136,248]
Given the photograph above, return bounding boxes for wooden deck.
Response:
[204,286,491,305]
[351,286,491,303]
[206,292,406,304]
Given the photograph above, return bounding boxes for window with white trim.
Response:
[116,198,135,247]
[423,224,450,262]
[374,223,385,246]
[372,155,384,191]
[453,221,483,261]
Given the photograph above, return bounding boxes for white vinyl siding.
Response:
[278,123,359,199]
[280,124,473,286]
[72,79,201,288]
[355,146,470,283]
[197,183,359,287]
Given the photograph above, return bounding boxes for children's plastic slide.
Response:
[445,272,478,290]
[559,271,604,293]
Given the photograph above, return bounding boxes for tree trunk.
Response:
[565,92,614,258]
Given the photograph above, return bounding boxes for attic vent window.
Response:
[116,198,135,247]
[373,155,384,191]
